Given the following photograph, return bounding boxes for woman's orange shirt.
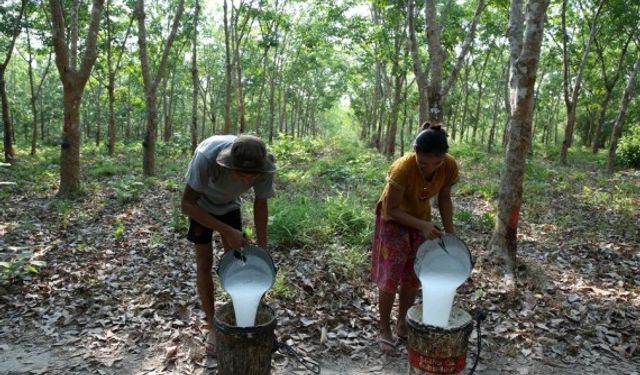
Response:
[378,153,459,222]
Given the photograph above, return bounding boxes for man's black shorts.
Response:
[186,209,242,244]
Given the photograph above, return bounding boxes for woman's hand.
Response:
[421,221,443,240]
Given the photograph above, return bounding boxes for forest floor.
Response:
[1,143,639,375]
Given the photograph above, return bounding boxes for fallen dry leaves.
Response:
[0,168,638,374]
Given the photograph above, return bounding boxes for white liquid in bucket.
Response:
[419,253,468,327]
[223,266,272,327]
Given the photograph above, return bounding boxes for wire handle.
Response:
[468,309,488,375]
[273,339,321,374]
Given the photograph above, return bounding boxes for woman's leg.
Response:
[396,286,418,338]
[378,288,400,356]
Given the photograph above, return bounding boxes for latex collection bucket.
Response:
[414,234,473,327]
[217,245,277,289]
[406,305,473,375]
[217,245,277,327]
[214,302,277,375]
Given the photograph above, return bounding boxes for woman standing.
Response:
[371,123,459,357]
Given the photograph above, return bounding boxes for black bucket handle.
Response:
[273,338,321,374]
[468,309,488,375]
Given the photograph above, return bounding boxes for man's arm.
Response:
[254,197,268,248]
[181,185,245,249]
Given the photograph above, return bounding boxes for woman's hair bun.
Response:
[420,121,442,131]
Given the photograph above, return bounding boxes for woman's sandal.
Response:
[378,337,401,357]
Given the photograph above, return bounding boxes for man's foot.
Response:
[205,332,216,356]
[378,337,400,357]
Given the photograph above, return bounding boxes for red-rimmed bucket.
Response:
[406,305,473,375]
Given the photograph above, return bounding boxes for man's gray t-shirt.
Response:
[185,135,275,215]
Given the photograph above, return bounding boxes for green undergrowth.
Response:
[267,135,388,285]
[3,136,638,288]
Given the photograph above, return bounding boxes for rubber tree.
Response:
[489,0,550,279]
[49,0,104,195]
[135,0,184,176]
[607,54,640,173]
[1,0,27,162]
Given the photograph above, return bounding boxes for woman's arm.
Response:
[386,184,442,240]
[437,184,455,234]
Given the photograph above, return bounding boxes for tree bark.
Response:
[190,0,200,152]
[223,0,233,133]
[424,0,484,123]
[459,64,470,141]
[489,0,550,277]
[407,0,429,125]
[1,0,27,162]
[559,0,604,165]
[471,48,491,143]
[105,3,133,156]
[136,0,184,176]
[49,0,104,195]
[25,18,53,156]
[607,56,640,174]
[591,33,632,153]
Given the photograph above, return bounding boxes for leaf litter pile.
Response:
[1,159,639,374]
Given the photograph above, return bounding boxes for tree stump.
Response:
[214,302,276,375]
[406,305,473,375]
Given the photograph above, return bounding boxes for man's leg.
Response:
[194,242,215,329]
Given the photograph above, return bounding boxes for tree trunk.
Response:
[107,74,116,155]
[223,0,233,133]
[0,0,26,162]
[136,0,184,176]
[50,0,104,195]
[489,0,549,278]
[488,89,500,153]
[190,0,200,152]
[384,17,406,156]
[407,0,429,125]
[163,59,180,142]
[105,3,133,156]
[25,18,52,156]
[459,64,470,141]
[1,72,15,162]
[424,0,484,123]
[591,33,632,153]
[471,49,491,143]
[559,0,603,165]
[95,86,102,146]
[60,89,83,194]
[400,78,409,155]
[267,43,281,144]
[607,57,640,174]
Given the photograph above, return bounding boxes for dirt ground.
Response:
[1,326,638,374]
[2,169,639,374]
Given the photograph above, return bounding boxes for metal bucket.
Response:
[406,305,474,375]
[217,245,277,292]
[414,234,473,278]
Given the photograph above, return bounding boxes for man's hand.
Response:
[221,226,248,250]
